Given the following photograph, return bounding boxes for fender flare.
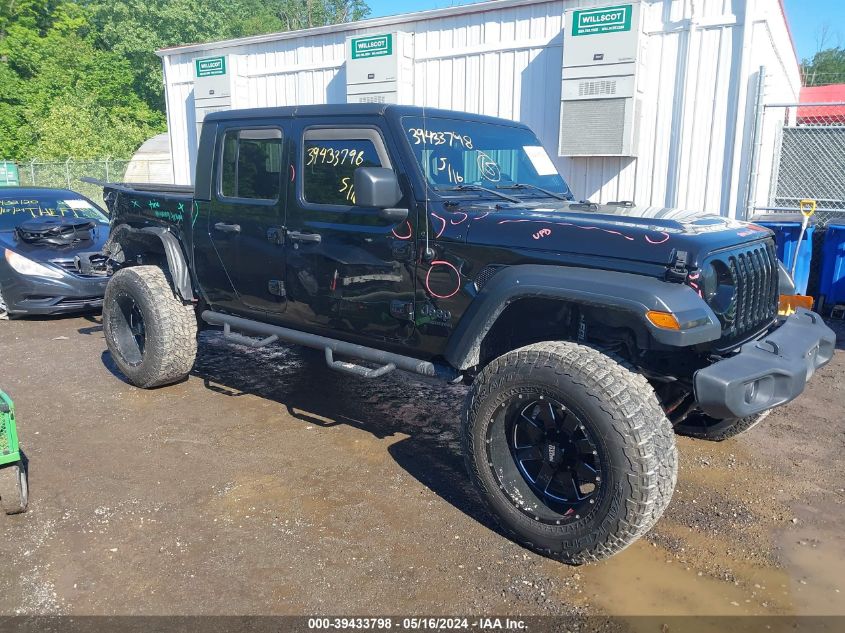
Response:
[109,224,194,301]
[443,264,721,370]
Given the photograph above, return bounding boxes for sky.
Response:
[782,0,844,62]
[366,0,845,63]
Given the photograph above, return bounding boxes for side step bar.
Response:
[201,310,460,382]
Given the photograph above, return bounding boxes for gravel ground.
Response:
[0,314,842,617]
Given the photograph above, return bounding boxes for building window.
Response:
[220,128,283,201]
[302,129,390,207]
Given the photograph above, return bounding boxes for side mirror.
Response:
[354,167,402,209]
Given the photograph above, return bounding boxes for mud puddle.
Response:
[779,507,845,615]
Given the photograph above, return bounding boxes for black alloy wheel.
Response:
[488,394,604,524]
[112,292,146,366]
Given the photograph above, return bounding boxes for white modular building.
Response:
[157,0,799,218]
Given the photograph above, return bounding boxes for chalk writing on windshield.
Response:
[407,128,474,149]
[0,199,101,219]
[434,158,464,184]
[476,152,501,182]
[1,199,39,207]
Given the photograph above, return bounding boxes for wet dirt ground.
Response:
[0,314,843,619]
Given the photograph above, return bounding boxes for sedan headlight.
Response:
[4,249,63,279]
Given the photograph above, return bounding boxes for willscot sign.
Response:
[351,34,393,59]
[572,5,632,36]
[195,56,226,78]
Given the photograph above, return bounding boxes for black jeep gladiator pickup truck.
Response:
[92,104,835,564]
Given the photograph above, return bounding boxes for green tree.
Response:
[802,47,845,87]
[89,0,370,112]
[0,1,164,159]
[1,0,371,160]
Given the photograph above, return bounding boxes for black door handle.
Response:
[288,230,321,244]
[214,222,241,233]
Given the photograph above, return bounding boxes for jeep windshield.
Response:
[402,116,573,200]
[0,193,108,231]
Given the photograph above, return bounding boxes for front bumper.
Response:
[693,309,836,419]
[1,268,109,315]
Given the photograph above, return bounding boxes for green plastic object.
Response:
[0,390,27,514]
[0,161,19,187]
[0,391,20,467]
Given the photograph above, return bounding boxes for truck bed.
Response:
[82,178,196,231]
[106,181,194,196]
[81,177,193,197]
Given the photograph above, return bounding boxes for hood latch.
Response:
[666,249,690,283]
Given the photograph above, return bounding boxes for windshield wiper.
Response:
[496,183,573,201]
[441,184,521,204]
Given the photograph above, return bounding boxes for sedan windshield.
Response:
[0,193,108,231]
[402,116,573,199]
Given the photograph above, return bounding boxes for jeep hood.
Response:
[456,203,773,267]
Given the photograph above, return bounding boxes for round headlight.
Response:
[701,260,736,321]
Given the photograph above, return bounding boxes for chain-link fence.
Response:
[4,158,173,204]
[748,99,845,226]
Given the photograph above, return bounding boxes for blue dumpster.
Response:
[819,223,845,310]
[752,215,815,295]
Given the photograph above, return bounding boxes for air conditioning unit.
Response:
[559,3,642,157]
[192,54,237,144]
[345,32,414,104]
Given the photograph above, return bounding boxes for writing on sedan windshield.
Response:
[0,199,107,231]
[0,199,40,215]
[0,199,38,206]
[0,199,100,217]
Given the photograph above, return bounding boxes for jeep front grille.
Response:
[701,240,779,346]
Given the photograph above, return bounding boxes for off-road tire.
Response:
[673,410,770,441]
[103,266,197,388]
[462,341,677,564]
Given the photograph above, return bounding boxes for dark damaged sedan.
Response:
[0,187,110,317]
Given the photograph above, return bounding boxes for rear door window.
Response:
[219,128,283,201]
